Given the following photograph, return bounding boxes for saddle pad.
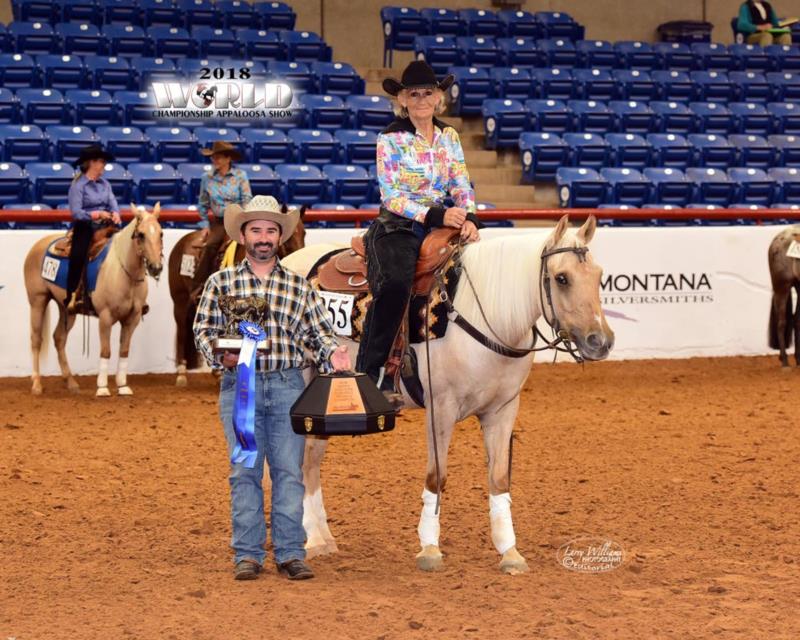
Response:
[41,239,111,293]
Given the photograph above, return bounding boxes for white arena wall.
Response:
[0,225,786,377]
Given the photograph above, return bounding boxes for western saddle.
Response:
[48,225,115,261]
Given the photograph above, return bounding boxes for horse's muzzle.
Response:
[572,330,615,361]
[148,264,163,280]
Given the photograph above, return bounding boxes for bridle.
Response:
[116,216,163,283]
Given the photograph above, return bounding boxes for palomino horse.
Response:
[24,205,164,396]
[282,215,614,574]
[167,210,306,386]
[768,224,800,367]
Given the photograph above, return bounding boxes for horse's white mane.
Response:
[453,230,583,346]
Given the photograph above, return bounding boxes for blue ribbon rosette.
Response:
[230,320,266,468]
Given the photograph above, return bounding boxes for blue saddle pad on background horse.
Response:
[41,239,111,293]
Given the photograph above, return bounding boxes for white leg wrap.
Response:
[97,357,109,388]
[417,488,440,548]
[116,357,128,387]
[302,491,319,533]
[489,493,516,554]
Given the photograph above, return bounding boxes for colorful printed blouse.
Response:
[197,167,252,228]
[377,117,476,226]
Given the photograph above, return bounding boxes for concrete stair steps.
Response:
[464,149,498,168]
[469,167,523,184]
[475,184,535,203]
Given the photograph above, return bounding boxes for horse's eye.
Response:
[555,273,569,286]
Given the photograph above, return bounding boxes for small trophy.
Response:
[213,294,271,361]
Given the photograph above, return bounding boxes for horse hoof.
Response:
[96,387,111,398]
[499,547,530,575]
[31,383,43,395]
[176,375,188,387]
[117,386,133,396]
[67,380,80,394]
[415,545,444,572]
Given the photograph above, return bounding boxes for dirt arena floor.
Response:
[1,355,799,640]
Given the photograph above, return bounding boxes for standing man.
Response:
[194,195,351,581]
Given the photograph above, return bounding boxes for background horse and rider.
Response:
[768,224,800,368]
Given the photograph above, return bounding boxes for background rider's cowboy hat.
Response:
[199,140,243,162]
[382,60,455,96]
[72,144,115,168]
[224,195,300,245]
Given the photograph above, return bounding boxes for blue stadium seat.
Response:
[238,163,280,197]
[449,66,492,116]
[519,132,568,181]
[728,167,776,206]
[568,100,614,134]
[9,21,59,54]
[129,162,182,204]
[100,161,132,201]
[13,0,59,22]
[765,44,800,71]
[497,9,542,38]
[414,35,458,74]
[0,53,40,89]
[420,8,462,37]
[457,36,501,67]
[573,68,615,101]
[146,126,195,163]
[140,0,183,27]
[651,70,693,102]
[767,71,800,101]
[496,36,541,67]
[275,163,326,206]
[534,11,583,40]
[601,168,651,206]
[0,124,47,162]
[489,66,531,101]
[0,24,10,53]
[46,124,96,161]
[608,100,656,134]
[768,134,800,166]
[176,161,209,201]
[116,91,157,128]
[556,167,606,207]
[241,128,292,164]
[730,43,771,72]
[191,27,238,58]
[279,30,330,63]
[728,133,778,169]
[381,7,426,67]
[690,102,736,134]
[686,167,735,206]
[193,126,240,155]
[0,161,28,204]
[538,38,577,67]
[147,26,193,57]
[18,88,69,125]
[103,25,150,57]
[614,41,659,70]
[309,62,364,96]
[459,9,501,37]
[563,132,610,169]
[533,67,574,100]
[643,167,692,206]
[254,1,295,30]
[300,94,349,130]
[288,128,338,165]
[729,71,770,102]
[728,102,772,135]
[86,55,135,90]
[346,95,393,131]
[102,0,141,26]
[179,0,219,29]
[37,54,87,90]
[650,101,695,134]
[217,0,253,29]
[97,125,149,162]
[482,98,528,149]
[647,133,692,169]
[26,162,74,206]
[131,57,176,90]
[768,167,800,202]
[61,0,101,24]
[334,129,377,167]
[238,29,284,62]
[526,99,570,133]
[323,164,371,206]
[690,71,735,103]
[605,133,651,170]
[56,23,105,56]
[613,69,658,101]
[575,40,616,69]
[767,102,800,134]
[652,42,693,71]
[688,133,737,169]
[0,89,19,124]
[268,61,314,94]
[691,43,735,71]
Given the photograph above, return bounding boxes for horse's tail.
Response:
[768,293,794,350]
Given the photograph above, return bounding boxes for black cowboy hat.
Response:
[73,144,115,168]
[382,60,455,96]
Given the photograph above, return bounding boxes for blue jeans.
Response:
[219,367,307,565]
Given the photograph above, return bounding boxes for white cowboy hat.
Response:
[223,195,300,245]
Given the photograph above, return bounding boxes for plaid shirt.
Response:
[193,258,338,372]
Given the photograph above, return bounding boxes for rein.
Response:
[115,218,160,284]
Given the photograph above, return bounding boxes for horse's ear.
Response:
[152,202,161,218]
[548,214,569,247]
[297,204,307,220]
[577,215,596,245]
